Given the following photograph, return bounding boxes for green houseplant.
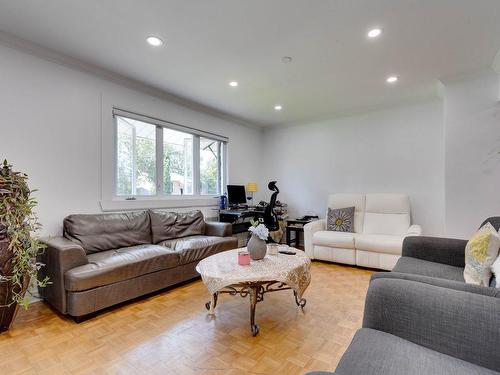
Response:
[0,160,48,332]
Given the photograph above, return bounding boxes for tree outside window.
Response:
[115,115,225,197]
[116,117,156,196]
[200,137,221,195]
[163,128,193,195]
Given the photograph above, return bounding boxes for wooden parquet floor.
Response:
[0,261,373,375]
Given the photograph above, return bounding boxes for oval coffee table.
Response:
[196,248,311,336]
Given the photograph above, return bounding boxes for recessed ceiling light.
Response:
[146,36,163,46]
[229,81,238,87]
[367,28,382,38]
[386,76,398,83]
[274,105,283,111]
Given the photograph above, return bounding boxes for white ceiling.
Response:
[1,0,500,127]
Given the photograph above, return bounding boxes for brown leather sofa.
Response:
[38,210,237,320]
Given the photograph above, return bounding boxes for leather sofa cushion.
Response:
[363,194,411,236]
[64,244,179,292]
[365,193,410,214]
[327,194,365,233]
[355,234,404,255]
[150,210,205,243]
[363,212,410,236]
[64,211,151,254]
[312,231,355,249]
[158,235,238,265]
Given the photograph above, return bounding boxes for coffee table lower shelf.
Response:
[204,280,307,336]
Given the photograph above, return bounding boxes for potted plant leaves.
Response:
[0,160,49,332]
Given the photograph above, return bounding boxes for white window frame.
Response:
[199,135,226,196]
[107,108,228,208]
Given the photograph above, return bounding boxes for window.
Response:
[116,117,156,196]
[200,137,222,195]
[163,128,193,195]
[114,110,227,198]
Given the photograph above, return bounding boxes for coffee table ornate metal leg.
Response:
[249,286,259,336]
[294,291,307,309]
[204,282,306,336]
[205,293,218,314]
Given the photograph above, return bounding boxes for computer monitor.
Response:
[227,185,247,206]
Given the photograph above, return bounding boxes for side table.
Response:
[286,219,315,248]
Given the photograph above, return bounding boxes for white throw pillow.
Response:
[463,222,500,286]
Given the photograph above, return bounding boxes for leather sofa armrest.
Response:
[204,221,232,237]
[363,277,500,371]
[303,219,326,259]
[402,235,467,267]
[406,224,422,236]
[38,236,88,314]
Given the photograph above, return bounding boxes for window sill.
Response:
[100,197,219,212]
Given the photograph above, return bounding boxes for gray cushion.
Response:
[402,236,467,267]
[364,278,500,371]
[64,244,179,291]
[150,210,205,243]
[372,272,500,298]
[64,211,151,254]
[326,206,355,232]
[335,328,500,375]
[393,256,465,282]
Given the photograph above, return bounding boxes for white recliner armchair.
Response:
[304,193,421,270]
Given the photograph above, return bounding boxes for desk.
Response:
[218,208,264,234]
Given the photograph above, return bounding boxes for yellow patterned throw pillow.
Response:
[464,222,500,286]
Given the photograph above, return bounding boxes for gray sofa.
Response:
[307,216,500,374]
[38,210,238,320]
[308,277,500,375]
[387,216,500,295]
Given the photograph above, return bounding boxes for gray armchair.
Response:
[401,216,500,266]
[307,277,500,375]
[306,217,500,375]
[388,216,500,294]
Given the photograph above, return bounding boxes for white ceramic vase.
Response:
[247,234,267,260]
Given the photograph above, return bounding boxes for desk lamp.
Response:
[246,183,258,206]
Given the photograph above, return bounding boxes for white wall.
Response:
[262,100,445,235]
[262,70,500,239]
[443,69,500,237]
[0,43,264,236]
[2,40,498,240]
